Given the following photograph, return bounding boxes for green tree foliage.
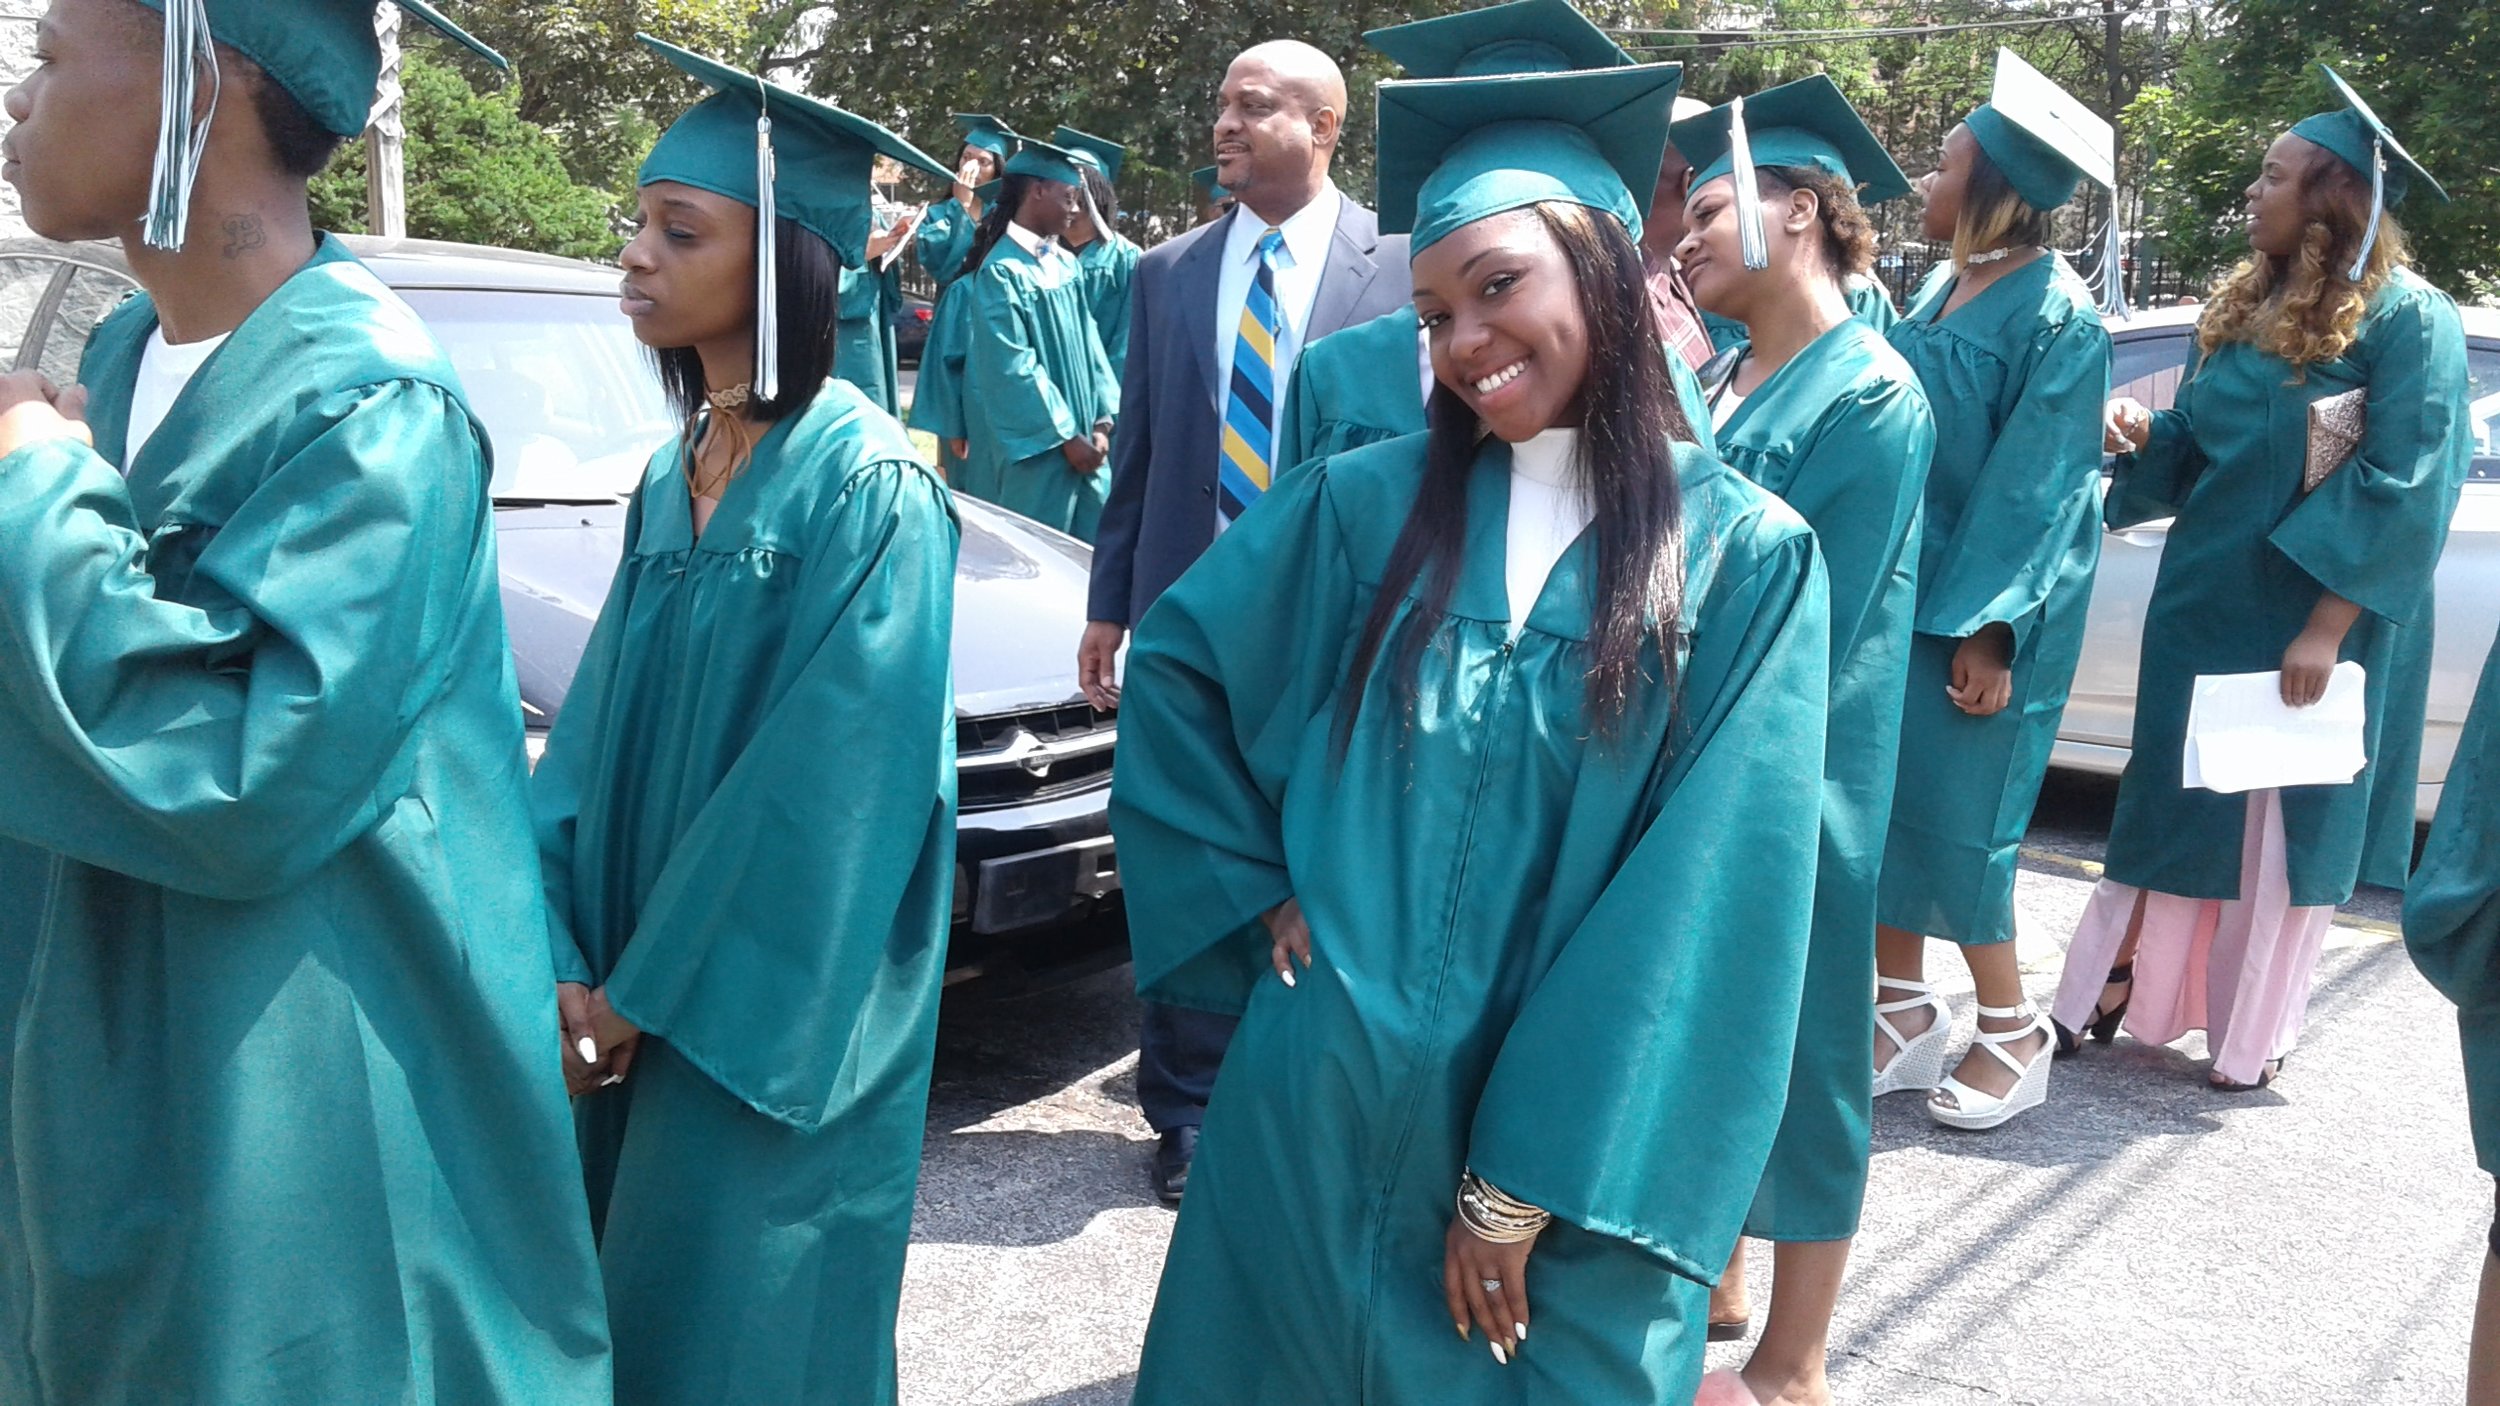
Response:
[311,52,620,261]
[450,0,758,196]
[2128,0,2499,299]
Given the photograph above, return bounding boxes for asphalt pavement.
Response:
[897,772,2480,1404]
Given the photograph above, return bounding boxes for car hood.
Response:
[493,491,1097,727]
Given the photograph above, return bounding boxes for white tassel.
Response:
[143,0,221,251]
[753,91,780,404]
[2099,189,2130,321]
[2348,138,2384,283]
[1729,95,1768,272]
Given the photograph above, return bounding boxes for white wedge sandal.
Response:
[1926,1001,2055,1131]
[1872,978,1951,1097]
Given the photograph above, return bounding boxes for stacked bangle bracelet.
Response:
[1456,1171,1551,1245]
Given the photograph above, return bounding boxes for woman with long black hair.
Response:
[1113,61,1832,1404]
[2058,64,2469,1095]
[530,40,962,1406]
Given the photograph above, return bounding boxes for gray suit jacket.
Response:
[1087,196,1414,627]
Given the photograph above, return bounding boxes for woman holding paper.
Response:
[2056,65,2470,1093]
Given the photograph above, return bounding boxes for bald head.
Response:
[1212,39,1347,224]
[1233,41,1349,119]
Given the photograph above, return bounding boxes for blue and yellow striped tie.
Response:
[1220,228,1286,523]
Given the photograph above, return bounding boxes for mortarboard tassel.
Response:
[143,0,220,251]
[2348,137,2384,283]
[2098,185,2130,320]
[753,80,781,404]
[1729,95,1769,271]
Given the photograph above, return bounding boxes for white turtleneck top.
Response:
[1504,427,1593,637]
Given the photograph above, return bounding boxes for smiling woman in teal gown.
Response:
[1115,58,1831,1405]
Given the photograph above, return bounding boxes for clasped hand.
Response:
[557,982,643,1097]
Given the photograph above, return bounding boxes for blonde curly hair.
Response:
[2197,141,2409,374]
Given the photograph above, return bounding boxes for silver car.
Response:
[2053,302,2500,820]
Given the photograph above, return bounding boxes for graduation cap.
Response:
[973,131,1091,203]
[2291,63,2448,280]
[1963,48,2113,211]
[1193,165,1232,204]
[133,0,505,251]
[954,114,1017,160]
[1377,62,1686,254]
[1053,126,1127,185]
[637,36,951,402]
[1364,0,1634,79]
[1002,136,1088,188]
[1670,75,1910,271]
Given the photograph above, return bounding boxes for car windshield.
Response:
[399,287,674,503]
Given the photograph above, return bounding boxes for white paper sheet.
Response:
[2181,662,2369,794]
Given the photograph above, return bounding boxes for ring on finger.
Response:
[1480,1278,1503,1294]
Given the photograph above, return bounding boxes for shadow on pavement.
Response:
[930,965,1146,1132]
[1013,1374,1138,1406]
[914,1128,1164,1247]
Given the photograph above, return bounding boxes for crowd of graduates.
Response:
[0,0,2495,1404]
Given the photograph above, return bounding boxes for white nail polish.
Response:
[576,1036,598,1064]
[600,1073,624,1087]
[1281,967,1297,988]
[1515,1323,1528,1342]
[1490,1340,1509,1366]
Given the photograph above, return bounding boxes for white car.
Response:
[2052,302,2500,821]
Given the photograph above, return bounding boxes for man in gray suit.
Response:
[1078,39,1412,1206]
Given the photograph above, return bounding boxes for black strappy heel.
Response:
[2052,962,2134,1055]
[2211,1054,2287,1093]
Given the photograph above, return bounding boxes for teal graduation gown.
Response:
[1878,256,2110,945]
[907,201,980,479]
[1074,230,1142,374]
[532,379,959,1406]
[960,236,1119,540]
[1277,305,1720,479]
[1714,318,1934,1243]
[0,238,610,1404]
[1113,435,1833,1404]
[2104,267,2470,905]
[2407,633,2500,1173]
[1704,274,1896,352]
[836,260,904,417]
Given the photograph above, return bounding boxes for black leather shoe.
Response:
[1151,1126,1200,1207]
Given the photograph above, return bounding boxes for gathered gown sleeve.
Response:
[2268,289,2470,627]
[916,202,974,287]
[1466,525,1832,1284]
[1109,464,1362,1017]
[596,461,961,1130]
[1914,314,2111,654]
[2107,366,2206,530]
[530,472,655,987]
[0,382,494,902]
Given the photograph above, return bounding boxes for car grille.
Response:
[956,702,1117,812]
